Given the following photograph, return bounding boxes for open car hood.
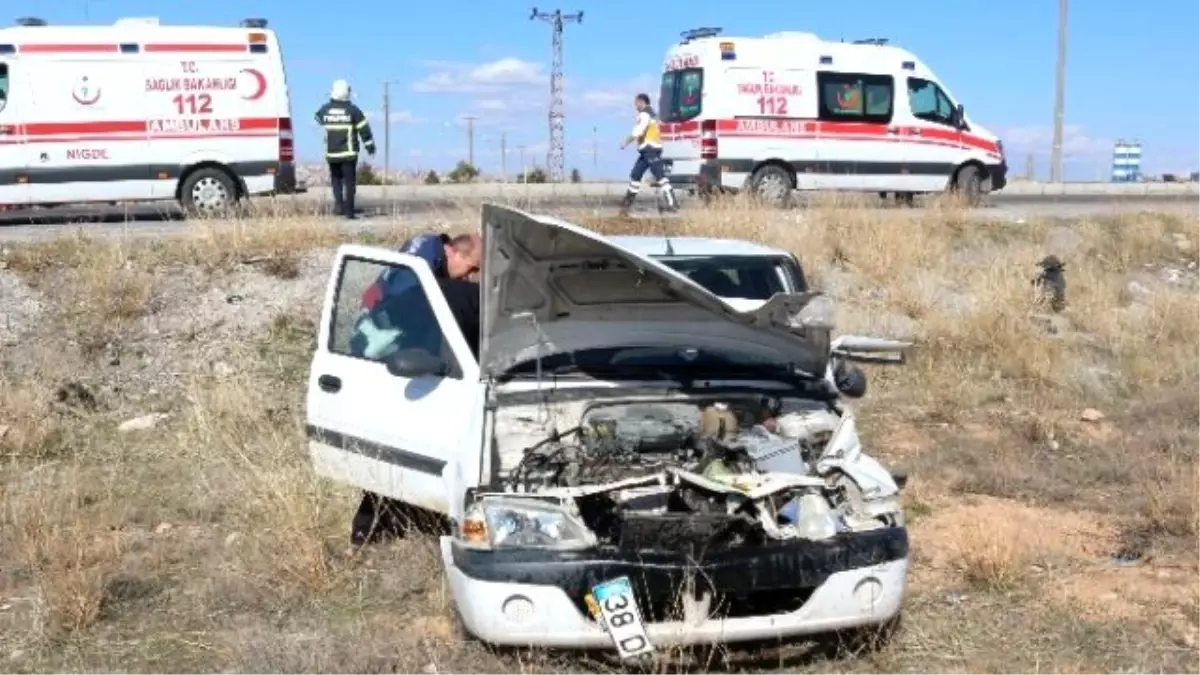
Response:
[479,204,833,379]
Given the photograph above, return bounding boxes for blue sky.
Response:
[37,0,1200,179]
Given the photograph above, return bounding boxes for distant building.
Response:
[1110,140,1142,182]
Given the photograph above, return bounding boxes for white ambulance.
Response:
[658,28,1007,206]
[0,16,298,215]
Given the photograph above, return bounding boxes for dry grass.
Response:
[0,196,1197,673]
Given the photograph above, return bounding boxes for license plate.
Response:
[590,576,655,660]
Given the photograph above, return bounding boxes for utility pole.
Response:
[382,81,391,187]
[592,125,598,173]
[462,115,477,167]
[517,144,528,182]
[381,79,403,188]
[1050,0,1068,183]
[1025,152,1036,181]
[500,133,508,181]
[530,7,583,183]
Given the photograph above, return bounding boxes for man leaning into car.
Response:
[350,232,482,546]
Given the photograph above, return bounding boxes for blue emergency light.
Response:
[680,27,722,43]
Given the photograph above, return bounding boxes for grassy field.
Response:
[1,197,1197,673]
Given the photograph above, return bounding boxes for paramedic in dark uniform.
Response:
[619,93,678,214]
[315,79,376,219]
[349,231,482,546]
[358,232,482,313]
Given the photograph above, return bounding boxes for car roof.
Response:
[609,235,789,258]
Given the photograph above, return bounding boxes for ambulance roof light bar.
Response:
[240,18,268,29]
[853,37,890,46]
[680,27,722,44]
[14,17,47,27]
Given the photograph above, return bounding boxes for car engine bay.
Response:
[477,393,903,555]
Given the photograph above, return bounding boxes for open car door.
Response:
[306,244,485,521]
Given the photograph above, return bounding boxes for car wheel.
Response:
[749,164,794,208]
[953,164,983,207]
[180,168,238,217]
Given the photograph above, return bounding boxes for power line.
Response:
[530,7,583,183]
[1050,0,1068,183]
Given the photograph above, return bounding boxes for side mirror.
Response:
[385,348,451,378]
[953,104,966,128]
[833,360,868,398]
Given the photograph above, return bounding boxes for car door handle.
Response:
[318,374,342,393]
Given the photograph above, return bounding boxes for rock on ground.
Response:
[0,271,44,346]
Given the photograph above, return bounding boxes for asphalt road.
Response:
[0,191,1195,243]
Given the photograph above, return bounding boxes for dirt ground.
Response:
[1,199,1197,673]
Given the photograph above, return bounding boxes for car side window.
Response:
[328,258,462,379]
[816,71,893,124]
[907,77,955,127]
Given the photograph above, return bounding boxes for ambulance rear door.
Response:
[659,53,705,178]
[0,54,28,206]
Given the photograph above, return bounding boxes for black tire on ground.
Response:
[953,164,983,207]
[896,192,916,207]
[179,167,238,217]
[748,164,794,208]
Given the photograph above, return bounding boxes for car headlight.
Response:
[459,499,597,551]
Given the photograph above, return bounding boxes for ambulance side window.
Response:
[816,72,892,124]
[907,78,955,127]
[0,64,9,106]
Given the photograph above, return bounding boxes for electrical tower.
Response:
[530,7,583,182]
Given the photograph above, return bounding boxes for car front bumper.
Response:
[440,526,909,650]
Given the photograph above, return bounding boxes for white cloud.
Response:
[579,74,658,115]
[999,124,1113,158]
[413,57,545,94]
[475,98,511,113]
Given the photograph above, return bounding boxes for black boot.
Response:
[618,190,636,216]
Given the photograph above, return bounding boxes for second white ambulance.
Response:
[0,16,298,214]
[658,28,1007,206]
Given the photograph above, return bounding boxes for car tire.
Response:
[180,167,238,217]
[749,164,794,208]
[953,164,983,207]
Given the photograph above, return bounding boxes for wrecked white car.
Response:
[306,204,910,658]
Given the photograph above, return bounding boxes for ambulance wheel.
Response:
[749,164,794,208]
[953,164,983,207]
[181,168,238,217]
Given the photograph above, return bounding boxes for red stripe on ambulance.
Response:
[661,119,999,156]
[18,118,280,136]
[144,43,247,53]
[18,43,120,53]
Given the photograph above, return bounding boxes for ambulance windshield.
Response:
[659,68,703,122]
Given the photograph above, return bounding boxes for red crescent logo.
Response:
[240,68,268,101]
[73,76,101,105]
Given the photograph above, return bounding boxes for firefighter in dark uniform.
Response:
[315,79,376,219]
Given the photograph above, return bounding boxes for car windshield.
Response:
[654,255,804,299]
[502,345,788,379]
